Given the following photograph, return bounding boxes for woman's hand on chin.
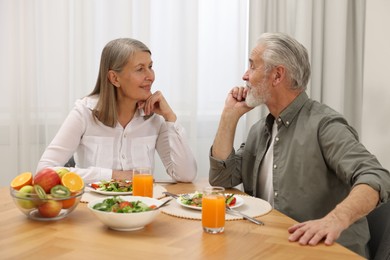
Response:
[141,91,177,122]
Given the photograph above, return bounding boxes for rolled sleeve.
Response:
[353,170,390,205]
[209,147,240,188]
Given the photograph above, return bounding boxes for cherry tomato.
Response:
[91,183,100,189]
[228,197,236,206]
[119,201,131,209]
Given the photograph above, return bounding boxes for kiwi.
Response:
[34,184,48,199]
[50,185,71,198]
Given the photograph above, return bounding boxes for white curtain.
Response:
[0,0,365,186]
[246,0,365,135]
[0,0,249,185]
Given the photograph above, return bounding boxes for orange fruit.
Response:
[62,197,76,209]
[11,172,33,190]
[61,172,84,192]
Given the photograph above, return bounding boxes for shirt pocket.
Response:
[130,135,157,168]
[80,136,114,167]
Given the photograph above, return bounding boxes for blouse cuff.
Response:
[166,120,184,135]
[99,168,113,181]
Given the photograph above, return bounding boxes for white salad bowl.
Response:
[87,196,163,231]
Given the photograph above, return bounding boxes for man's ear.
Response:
[108,70,120,87]
[273,65,285,85]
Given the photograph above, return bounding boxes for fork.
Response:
[163,191,179,199]
[153,198,173,210]
[181,194,191,200]
[163,191,191,200]
[226,205,264,225]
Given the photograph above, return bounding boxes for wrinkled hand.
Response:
[137,91,176,122]
[224,86,253,118]
[287,213,347,246]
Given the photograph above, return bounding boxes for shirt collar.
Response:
[85,95,98,110]
[86,95,145,118]
[136,107,145,117]
[276,91,309,128]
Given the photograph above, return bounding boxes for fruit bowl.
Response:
[88,196,162,231]
[10,186,84,221]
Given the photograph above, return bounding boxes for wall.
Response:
[362,0,390,171]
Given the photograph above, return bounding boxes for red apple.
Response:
[34,168,61,193]
[38,200,62,218]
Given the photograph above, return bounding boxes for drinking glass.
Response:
[202,186,225,234]
[132,167,153,197]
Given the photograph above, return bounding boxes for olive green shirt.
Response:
[209,92,390,257]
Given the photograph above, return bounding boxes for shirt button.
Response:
[286,121,290,125]
[278,118,282,122]
[122,154,125,159]
[274,192,278,197]
[273,164,277,169]
[275,137,279,142]
[124,134,127,138]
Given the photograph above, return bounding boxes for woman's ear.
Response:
[108,70,120,87]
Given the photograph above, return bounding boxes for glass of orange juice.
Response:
[132,167,153,197]
[202,186,225,234]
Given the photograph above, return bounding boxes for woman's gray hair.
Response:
[257,32,311,91]
[89,38,151,127]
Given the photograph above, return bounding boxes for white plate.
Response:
[88,182,132,196]
[176,194,244,210]
[90,189,133,196]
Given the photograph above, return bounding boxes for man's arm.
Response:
[212,112,240,160]
[288,184,379,246]
[212,87,253,160]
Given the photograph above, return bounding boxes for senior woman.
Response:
[37,38,197,184]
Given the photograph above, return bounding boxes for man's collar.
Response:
[278,92,308,128]
[266,92,309,129]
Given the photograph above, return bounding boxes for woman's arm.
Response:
[36,99,114,184]
[156,121,197,182]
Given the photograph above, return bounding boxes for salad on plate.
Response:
[178,191,242,210]
[89,179,133,195]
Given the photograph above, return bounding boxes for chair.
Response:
[367,200,390,260]
[64,156,75,167]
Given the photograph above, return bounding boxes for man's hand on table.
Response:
[287,213,346,246]
[288,184,379,247]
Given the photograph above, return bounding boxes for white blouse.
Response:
[36,95,197,184]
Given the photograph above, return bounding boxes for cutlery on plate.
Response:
[226,205,264,225]
[154,198,173,210]
[163,191,180,199]
[163,192,192,200]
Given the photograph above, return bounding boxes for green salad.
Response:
[92,196,156,213]
[179,192,237,207]
[91,179,132,192]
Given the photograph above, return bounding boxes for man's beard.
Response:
[245,79,270,108]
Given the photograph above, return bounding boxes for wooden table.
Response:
[0,181,363,260]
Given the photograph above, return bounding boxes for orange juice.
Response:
[202,186,225,234]
[132,174,153,197]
